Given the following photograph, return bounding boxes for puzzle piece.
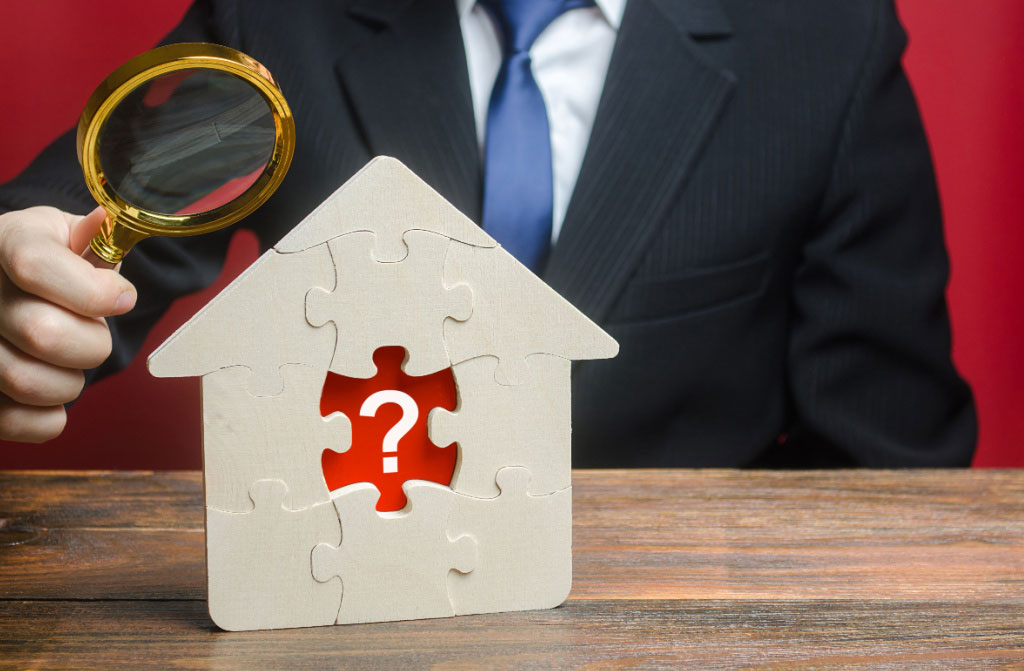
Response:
[203,363,351,512]
[312,481,477,624]
[428,354,571,498]
[442,241,618,385]
[307,230,473,378]
[320,346,458,512]
[274,156,497,261]
[446,467,572,616]
[206,479,343,631]
[148,244,336,396]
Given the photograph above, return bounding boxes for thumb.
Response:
[67,206,108,255]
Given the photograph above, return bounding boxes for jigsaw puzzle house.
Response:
[147,157,618,631]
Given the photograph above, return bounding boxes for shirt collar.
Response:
[456,0,626,30]
[595,0,626,30]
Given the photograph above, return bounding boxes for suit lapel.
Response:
[336,0,483,221]
[335,0,734,320]
[544,0,737,321]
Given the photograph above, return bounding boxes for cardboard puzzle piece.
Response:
[206,479,343,631]
[307,230,473,379]
[311,481,477,624]
[320,346,459,512]
[442,241,618,385]
[446,467,572,616]
[274,156,497,261]
[148,244,336,396]
[428,354,571,498]
[202,363,351,513]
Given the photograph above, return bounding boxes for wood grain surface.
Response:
[1,469,1022,669]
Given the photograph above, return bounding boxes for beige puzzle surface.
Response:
[201,363,350,513]
[206,479,343,631]
[312,481,477,625]
[147,156,619,631]
[446,467,572,616]
[429,354,572,498]
[148,244,335,396]
[306,230,473,378]
[442,240,619,385]
[274,156,496,261]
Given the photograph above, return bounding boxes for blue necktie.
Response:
[480,0,594,271]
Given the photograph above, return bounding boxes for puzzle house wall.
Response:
[147,157,618,631]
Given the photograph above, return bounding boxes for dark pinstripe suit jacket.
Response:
[0,0,976,466]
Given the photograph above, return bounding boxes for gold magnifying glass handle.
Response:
[80,215,131,270]
[81,244,118,270]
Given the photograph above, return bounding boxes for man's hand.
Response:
[0,206,137,442]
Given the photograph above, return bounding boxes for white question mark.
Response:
[359,390,419,474]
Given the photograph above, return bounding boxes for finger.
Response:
[0,337,85,406]
[0,207,137,318]
[0,394,66,443]
[68,206,107,255]
[0,282,113,370]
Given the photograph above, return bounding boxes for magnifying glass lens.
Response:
[97,68,276,218]
[78,43,295,266]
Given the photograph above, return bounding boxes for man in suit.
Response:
[0,0,976,466]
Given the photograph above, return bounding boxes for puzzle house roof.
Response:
[148,156,618,390]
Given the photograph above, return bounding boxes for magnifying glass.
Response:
[76,42,295,268]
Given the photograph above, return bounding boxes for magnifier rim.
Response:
[77,42,295,238]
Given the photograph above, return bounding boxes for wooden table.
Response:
[1,470,1022,669]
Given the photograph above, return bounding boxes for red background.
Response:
[0,0,1021,468]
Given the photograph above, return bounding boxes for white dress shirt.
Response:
[456,0,626,243]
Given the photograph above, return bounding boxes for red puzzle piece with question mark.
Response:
[320,346,458,511]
